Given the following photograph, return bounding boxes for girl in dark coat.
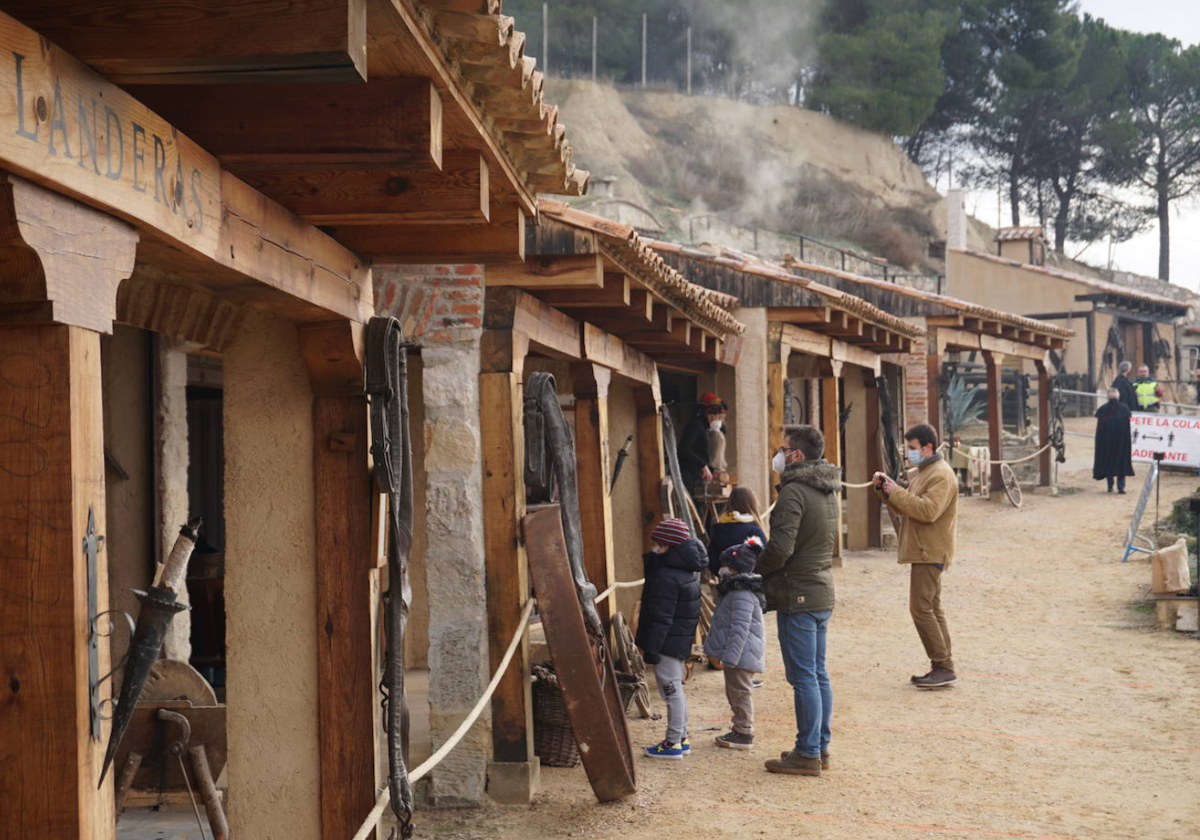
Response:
[1094,387,1135,493]
[635,517,708,759]
[707,486,768,576]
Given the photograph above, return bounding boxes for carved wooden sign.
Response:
[0,14,220,254]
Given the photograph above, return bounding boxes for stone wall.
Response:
[375,265,489,806]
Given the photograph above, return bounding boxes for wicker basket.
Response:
[532,662,640,768]
[532,663,580,768]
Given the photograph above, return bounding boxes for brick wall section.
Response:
[373,264,484,345]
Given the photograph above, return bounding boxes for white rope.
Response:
[949,443,1051,466]
[350,598,536,840]
[595,578,645,604]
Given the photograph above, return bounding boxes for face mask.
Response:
[907,447,925,466]
[651,544,667,554]
[710,419,724,431]
[772,450,787,474]
[718,566,735,579]
[1108,396,1118,403]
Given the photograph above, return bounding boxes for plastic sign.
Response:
[1130,413,1200,468]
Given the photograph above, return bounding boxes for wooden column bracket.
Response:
[0,172,138,332]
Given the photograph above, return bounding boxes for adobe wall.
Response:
[223,309,320,840]
[733,308,770,507]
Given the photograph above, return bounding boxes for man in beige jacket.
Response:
[873,423,959,689]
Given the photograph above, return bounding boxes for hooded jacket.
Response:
[634,537,708,662]
[703,574,766,672]
[758,459,841,614]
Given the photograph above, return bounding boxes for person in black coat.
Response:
[678,393,727,492]
[1094,387,1135,494]
[1112,361,1138,414]
[707,486,768,576]
[635,517,708,758]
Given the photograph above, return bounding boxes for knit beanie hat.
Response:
[651,518,690,546]
[719,536,764,574]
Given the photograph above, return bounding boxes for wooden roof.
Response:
[994,226,1045,242]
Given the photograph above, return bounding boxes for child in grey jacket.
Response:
[704,537,766,749]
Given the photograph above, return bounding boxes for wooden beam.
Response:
[487,254,604,289]
[233,151,488,226]
[1036,360,1051,488]
[2,0,368,84]
[484,287,581,361]
[635,384,665,550]
[820,372,842,560]
[330,203,524,264]
[479,369,535,764]
[831,338,882,375]
[781,324,833,359]
[0,325,112,839]
[844,368,871,551]
[768,306,831,324]
[0,26,370,322]
[926,336,942,439]
[130,78,442,171]
[537,273,630,308]
[572,364,615,623]
[580,323,655,386]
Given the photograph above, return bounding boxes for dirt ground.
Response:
[419,420,1200,840]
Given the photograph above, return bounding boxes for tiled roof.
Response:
[648,241,926,340]
[994,226,1045,242]
[537,200,744,337]
[419,1,587,195]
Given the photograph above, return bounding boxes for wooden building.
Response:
[0,1,592,837]
[657,244,1072,501]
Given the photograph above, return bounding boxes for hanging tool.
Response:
[660,406,695,537]
[609,435,634,495]
[365,316,416,840]
[100,519,201,785]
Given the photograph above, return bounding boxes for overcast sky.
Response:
[962,1,1200,289]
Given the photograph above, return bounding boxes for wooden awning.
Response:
[486,201,745,367]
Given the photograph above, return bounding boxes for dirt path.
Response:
[420,426,1200,840]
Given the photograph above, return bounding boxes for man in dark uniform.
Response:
[1112,361,1138,413]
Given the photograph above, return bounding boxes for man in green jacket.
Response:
[760,424,841,777]
[874,422,959,689]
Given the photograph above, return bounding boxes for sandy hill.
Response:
[548,80,993,269]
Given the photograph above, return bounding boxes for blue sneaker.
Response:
[681,737,691,756]
[644,740,684,760]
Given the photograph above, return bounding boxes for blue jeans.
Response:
[777,610,833,759]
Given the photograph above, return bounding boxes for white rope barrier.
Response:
[350,598,536,840]
[595,578,645,604]
[949,443,1052,466]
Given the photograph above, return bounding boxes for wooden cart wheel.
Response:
[1001,463,1023,508]
[612,612,651,719]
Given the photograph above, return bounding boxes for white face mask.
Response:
[907,447,926,466]
[718,566,735,579]
[710,420,723,431]
[772,450,788,475]
[651,544,668,554]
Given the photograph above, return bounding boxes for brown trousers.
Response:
[723,667,755,734]
[909,563,954,672]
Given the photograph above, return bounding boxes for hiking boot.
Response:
[765,751,821,776]
[913,668,958,689]
[780,750,830,769]
[715,730,754,750]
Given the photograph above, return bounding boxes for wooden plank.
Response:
[926,335,942,437]
[485,287,581,361]
[311,393,374,840]
[537,273,630,308]
[831,339,882,375]
[487,254,604,289]
[129,78,442,171]
[768,306,830,324]
[479,371,534,763]
[844,369,870,551]
[863,376,882,547]
[572,365,615,624]
[781,324,832,359]
[820,372,843,560]
[234,151,487,225]
[1036,360,1051,487]
[329,203,524,264]
[0,325,112,839]
[767,360,786,502]
[580,323,655,386]
[2,0,368,84]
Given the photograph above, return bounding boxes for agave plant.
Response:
[945,374,985,437]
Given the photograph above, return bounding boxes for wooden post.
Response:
[635,382,665,552]
[479,332,535,774]
[821,363,843,559]
[0,325,114,840]
[573,363,615,624]
[844,367,881,550]
[926,331,943,441]
[984,351,1004,493]
[298,321,375,840]
[767,326,790,501]
[1036,359,1051,488]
